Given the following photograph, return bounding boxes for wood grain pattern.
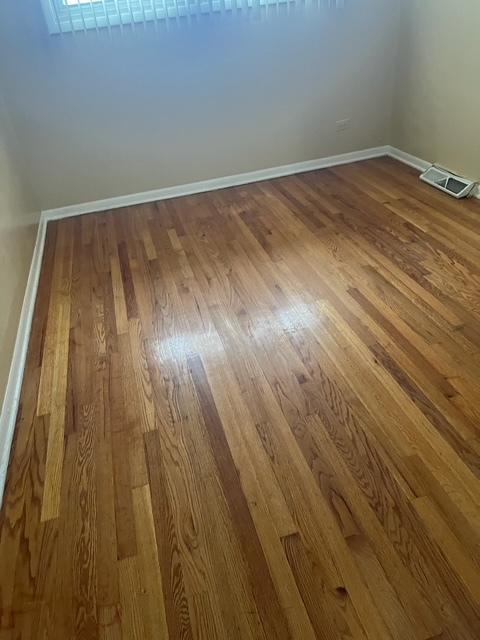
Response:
[1,158,480,638]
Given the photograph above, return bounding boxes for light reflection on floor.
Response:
[151,301,326,366]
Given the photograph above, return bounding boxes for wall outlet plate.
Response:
[336,119,350,132]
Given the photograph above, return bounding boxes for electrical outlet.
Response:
[336,118,351,132]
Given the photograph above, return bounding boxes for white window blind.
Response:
[41,0,344,34]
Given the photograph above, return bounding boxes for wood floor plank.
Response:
[188,354,292,640]
[36,222,73,417]
[198,357,314,639]
[132,484,170,640]
[40,221,74,521]
[144,429,194,640]
[1,158,480,639]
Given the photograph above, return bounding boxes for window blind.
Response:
[41,0,344,34]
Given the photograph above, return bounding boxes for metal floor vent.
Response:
[420,165,476,199]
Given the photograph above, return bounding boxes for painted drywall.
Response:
[393,0,480,181]
[0,0,399,210]
[0,96,39,407]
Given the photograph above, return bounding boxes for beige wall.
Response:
[0,95,39,406]
[0,0,399,210]
[393,0,480,180]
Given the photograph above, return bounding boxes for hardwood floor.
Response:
[1,157,480,639]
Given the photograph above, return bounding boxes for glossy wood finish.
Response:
[1,157,480,639]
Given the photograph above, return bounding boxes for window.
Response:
[41,0,211,34]
[41,0,343,34]
[42,0,279,34]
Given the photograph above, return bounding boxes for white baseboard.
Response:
[42,144,478,222]
[0,214,47,504]
[42,146,390,221]
[386,145,432,172]
[41,144,478,223]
